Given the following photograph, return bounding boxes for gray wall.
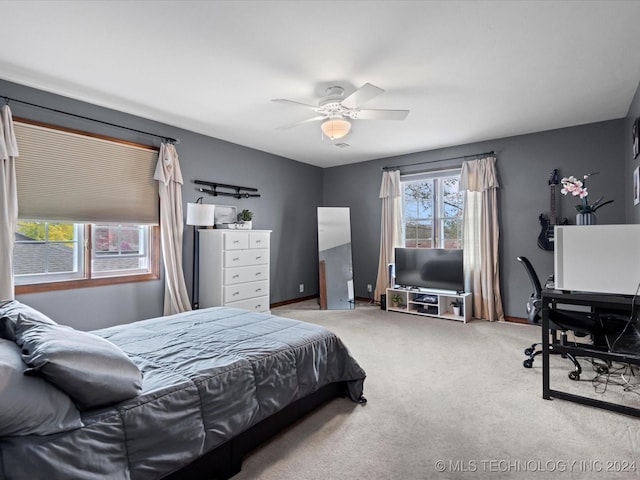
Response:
[324,119,626,319]
[4,75,638,326]
[2,79,322,330]
[625,79,640,224]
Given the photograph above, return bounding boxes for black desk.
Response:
[541,289,640,417]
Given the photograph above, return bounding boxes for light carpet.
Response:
[233,300,640,480]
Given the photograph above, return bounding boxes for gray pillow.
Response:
[0,300,57,341]
[15,314,143,410]
[0,338,84,436]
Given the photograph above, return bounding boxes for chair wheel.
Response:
[524,348,534,356]
[596,365,609,374]
[568,371,580,381]
[523,359,533,368]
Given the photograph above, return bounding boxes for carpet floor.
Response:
[233,300,640,480]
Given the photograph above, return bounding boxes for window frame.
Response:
[15,224,160,294]
[401,168,463,249]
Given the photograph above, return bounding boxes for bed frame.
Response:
[164,381,348,480]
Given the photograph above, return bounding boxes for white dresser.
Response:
[198,229,271,312]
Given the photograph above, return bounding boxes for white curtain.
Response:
[460,156,504,321]
[154,143,191,315]
[374,170,402,303]
[0,105,18,301]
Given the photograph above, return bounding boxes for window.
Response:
[401,169,463,249]
[11,118,161,294]
[14,222,158,292]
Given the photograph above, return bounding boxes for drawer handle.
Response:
[233,240,240,244]
[255,304,262,309]
[255,240,261,244]
[232,257,239,262]
[233,292,240,296]
[233,274,240,279]
[255,256,261,260]
[255,288,262,292]
[255,272,261,276]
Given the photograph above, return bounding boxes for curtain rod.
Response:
[382,150,494,171]
[2,95,179,144]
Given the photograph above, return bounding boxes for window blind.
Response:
[14,121,159,224]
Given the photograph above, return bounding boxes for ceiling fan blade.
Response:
[276,115,326,130]
[272,98,318,110]
[353,109,410,120]
[341,83,384,109]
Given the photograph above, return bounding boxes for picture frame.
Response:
[213,205,237,227]
[633,118,640,159]
[634,166,639,206]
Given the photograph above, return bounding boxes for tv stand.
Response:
[386,287,472,323]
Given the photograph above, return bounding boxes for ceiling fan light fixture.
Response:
[321,118,351,140]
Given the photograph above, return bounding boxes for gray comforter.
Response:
[0,307,366,480]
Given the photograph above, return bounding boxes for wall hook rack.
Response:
[194,180,261,199]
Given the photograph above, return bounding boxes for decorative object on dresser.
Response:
[199,229,271,312]
[236,209,254,229]
[537,169,568,251]
[185,198,216,309]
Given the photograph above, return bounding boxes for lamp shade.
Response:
[186,202,215,226]
[321,118,351,140]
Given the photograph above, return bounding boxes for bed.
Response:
[0,301,366,480]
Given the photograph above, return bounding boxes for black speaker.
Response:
[380,294,386,310]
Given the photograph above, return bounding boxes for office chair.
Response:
[517,256,585,379]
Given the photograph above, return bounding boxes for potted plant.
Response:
[560,173,614,225]
[451,299,463,316]
[237,209,253,229]
[391,293,405,309]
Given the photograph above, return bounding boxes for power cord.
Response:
[590,361,640,397]
[609,280,640,352]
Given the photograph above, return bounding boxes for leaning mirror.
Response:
[317,207,354,309]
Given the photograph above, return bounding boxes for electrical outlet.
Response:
[299,284,304,293]
[367,284,372,292]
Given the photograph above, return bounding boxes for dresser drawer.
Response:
[224,280,269,303]
[223,265,268,285]
[223,232,249,250]
[249,232,270,249]
[224,249,268,267]
[226,295,270,312]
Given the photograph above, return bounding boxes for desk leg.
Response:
[542,303,551,400]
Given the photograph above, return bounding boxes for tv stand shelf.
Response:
[386,287,472,323]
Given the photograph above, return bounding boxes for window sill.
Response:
[15,272,160,294]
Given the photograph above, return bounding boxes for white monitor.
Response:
[554,224,640,296]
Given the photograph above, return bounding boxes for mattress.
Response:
[0,307,366,480]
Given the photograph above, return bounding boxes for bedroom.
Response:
[1,1,640,479]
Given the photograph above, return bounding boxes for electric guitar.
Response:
[537,169,568,251]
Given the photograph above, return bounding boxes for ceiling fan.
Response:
[272,83,409,140]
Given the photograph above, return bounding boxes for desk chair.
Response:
[517,256,583,379]
[517,256,632,379]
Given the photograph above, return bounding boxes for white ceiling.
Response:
[1,1,640,168]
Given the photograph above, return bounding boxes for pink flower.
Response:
[560,173,613,213]
[560,176,587,198]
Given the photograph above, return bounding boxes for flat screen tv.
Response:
[394,247,464,293]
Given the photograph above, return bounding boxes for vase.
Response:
[576,212,597,225]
